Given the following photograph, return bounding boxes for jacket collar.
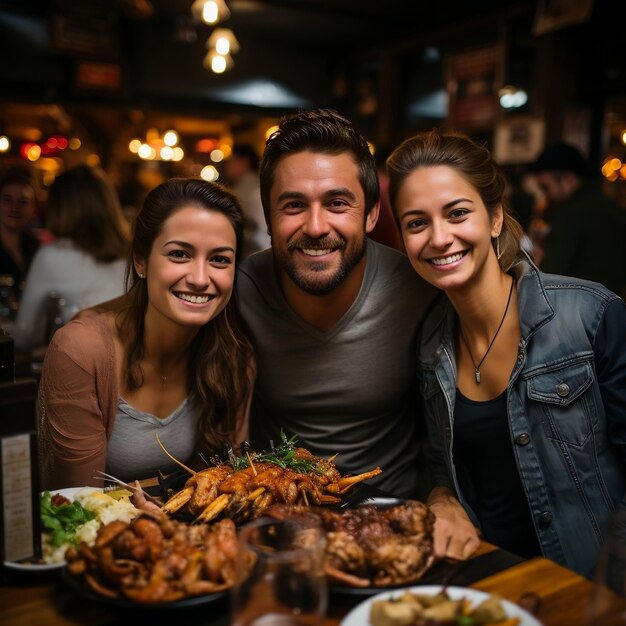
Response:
[510,253,555,342]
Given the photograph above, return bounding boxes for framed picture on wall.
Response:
[445,45,503,132]
[533,0,594,36]
[493,117,545,165]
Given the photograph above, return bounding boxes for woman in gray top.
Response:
[38,178,254,488]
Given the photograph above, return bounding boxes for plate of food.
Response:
[260,498,436,594]
[62,568,228,613]
[62,512,237,609]
[3,487,139,573]
[158,432,383,525]
[340,585,542,626]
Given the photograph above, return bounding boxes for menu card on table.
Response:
[0,432,41,565]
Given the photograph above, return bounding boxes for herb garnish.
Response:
[229,431,321,474]
[40,491,96,548]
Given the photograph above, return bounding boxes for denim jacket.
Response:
[418,256,626,577]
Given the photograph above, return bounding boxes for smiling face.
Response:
[134,205,237,331]
[0,182,35,233]
[396,165,502,292]
[269,151,378,296]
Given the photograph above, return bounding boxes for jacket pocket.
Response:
[526,359,596,447]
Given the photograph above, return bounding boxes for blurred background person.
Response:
[530,142,626,298]
[222,143,270,258]
[13,165,130,352]
[505,167,537,261]
[0,167,39,302]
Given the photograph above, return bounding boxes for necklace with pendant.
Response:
[459,279,515,385]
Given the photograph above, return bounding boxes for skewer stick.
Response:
[327,453,339,463]
[93,471,162,506]
[240,441,257,476]
[246,451,257,476]
[156,434,196,476]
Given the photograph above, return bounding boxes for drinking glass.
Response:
[231,513,327,626]
[588,510,626,625]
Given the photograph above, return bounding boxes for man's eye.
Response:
[283,201,304,211]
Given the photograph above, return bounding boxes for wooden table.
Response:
[3,542,624,626]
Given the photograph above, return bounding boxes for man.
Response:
[531,142,626,297]
[235,109,478,559]
[222,144,271,258]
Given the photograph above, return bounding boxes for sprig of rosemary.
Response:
[229,431,322,474]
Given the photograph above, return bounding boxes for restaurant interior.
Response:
[0,0,624,210]
[2,2,626,625]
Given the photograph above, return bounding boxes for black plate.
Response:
[328,559,457,598]
[62,567,228,613]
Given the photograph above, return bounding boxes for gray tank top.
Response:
[106,396,199,482]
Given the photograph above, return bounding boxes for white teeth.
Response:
[302,248,332,256]
[177,293,211,303]
[431,252,464,266]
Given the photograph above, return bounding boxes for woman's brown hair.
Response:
[45,165,130,262]
[117,178,253,453]
[386,129,524,271]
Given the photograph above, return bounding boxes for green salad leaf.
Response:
[40,491,96,548]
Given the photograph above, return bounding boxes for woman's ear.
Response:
[133,256,145,279]
[491,204,504,238]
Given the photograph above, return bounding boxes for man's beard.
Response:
[280,235,366,296]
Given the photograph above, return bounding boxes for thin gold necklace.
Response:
[459,278,515,385]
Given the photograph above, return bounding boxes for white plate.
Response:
[3,487,101,573]
[339,584,543,626]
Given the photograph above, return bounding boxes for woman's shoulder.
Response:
[53,308,117,354]
[539,271,622,310]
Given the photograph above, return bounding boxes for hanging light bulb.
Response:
[207,28,239,55]
[203,49,234,74]
[191,0,230,25]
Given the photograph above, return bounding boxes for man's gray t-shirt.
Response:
[235,239,438,498]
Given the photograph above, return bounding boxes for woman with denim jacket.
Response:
[386,130,626,577]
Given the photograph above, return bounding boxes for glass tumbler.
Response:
[231,513,327,626]
[588,510,626,625]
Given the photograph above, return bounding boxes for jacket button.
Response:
[539,512,553,528]
[556,383,570,397]
[516,433,530,446]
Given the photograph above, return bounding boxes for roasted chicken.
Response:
[266,500,436,588]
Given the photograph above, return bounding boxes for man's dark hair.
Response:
[259,108,379,226]
[530,142,593,178]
